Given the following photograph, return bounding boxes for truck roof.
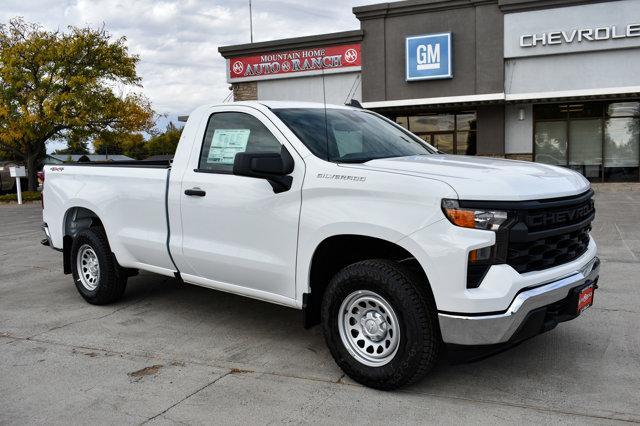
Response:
[207,101,355,110]
[258,100,354,110]
[179,101,359,124]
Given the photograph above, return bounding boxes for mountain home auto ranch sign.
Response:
[227,43,361,82]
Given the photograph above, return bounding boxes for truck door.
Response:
[173,107,304,302]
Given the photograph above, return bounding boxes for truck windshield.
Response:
[273,108,435,163]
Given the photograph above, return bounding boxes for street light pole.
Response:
[249,0,254,43]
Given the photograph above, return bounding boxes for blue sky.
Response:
[2,0,372,152]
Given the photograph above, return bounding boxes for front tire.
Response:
[321,259,439,390]
[71,227,127,305]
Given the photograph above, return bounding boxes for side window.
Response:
[198,112,282,173]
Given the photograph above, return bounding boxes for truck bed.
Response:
[56,159,172,168]
[42,162,176,276]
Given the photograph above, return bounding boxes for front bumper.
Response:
[438,256,599,347]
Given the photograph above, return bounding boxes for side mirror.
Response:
[233,146,294,193]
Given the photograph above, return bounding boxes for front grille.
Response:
[524,198,594,233]
[459,190,596,278]
[507,224,591,273]
[505,191,595,274]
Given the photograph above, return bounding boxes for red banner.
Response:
[228,43,361,82]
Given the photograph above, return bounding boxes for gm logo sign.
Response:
[406,33,452,81]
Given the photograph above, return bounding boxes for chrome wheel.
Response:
[77,244,100,291]
[338,290,400,367]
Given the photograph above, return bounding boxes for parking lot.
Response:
[1,186,639,425]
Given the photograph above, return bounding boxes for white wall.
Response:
[503,0,640,97]
[505,104,533,154]
[505,50,640,96]
[257,72,361,105]
[504,0,640,59]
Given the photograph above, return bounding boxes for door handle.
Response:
[184,188,206,197]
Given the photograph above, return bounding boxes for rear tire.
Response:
[70,227,127,305]
[321,259,439,390]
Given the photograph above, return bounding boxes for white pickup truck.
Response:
[42,101,599,390]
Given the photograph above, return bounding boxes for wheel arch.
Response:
[61,206,106,274]
[303,234,433,329]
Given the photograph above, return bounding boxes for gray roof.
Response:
[218,30,363,58]
[46,154,134,163]
[145,155,174,161]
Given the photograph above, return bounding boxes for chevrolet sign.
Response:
[520,23,640,48]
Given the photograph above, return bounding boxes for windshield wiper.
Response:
[333,157,376,163]
[334,155,399,164]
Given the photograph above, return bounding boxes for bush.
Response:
[0,191,41,203]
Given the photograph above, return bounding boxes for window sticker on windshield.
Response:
[334,129,363,157]
[207,129,250,164]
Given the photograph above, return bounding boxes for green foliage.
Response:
[53,132,90,155]
[120,133,147,160]
[92,132,125,156]
[0,148,19,161]
[0,191,41,202]
[92,122,182,160]
[93,132,148,159]
[145,122,182,156]
[0,18,155,189]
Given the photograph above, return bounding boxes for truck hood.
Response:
[351,155,590,201]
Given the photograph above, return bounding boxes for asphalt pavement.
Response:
[1,186,639,425]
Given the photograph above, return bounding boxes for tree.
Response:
[145,122,182,157]
[92,132,124,156]
[0,145,19,161]
[93,131,147,160]
[52,132,90,155]
[0,18,155,190]
[121,133,147,160]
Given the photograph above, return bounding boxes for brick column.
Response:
[232,82,258,101]
[505,154,533,162]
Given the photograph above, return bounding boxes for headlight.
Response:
[441,199,512,289]
[441,199,508,231]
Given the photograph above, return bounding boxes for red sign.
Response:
[577,284,594,313]
[228,43,361,82]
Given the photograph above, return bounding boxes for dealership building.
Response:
[219,0,640,182]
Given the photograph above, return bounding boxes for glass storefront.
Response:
[534,101,640,182]
[394,111,477,155]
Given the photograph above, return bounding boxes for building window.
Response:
[534,101,640,182]
[394,111,477,155]
[534,121,567,166]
